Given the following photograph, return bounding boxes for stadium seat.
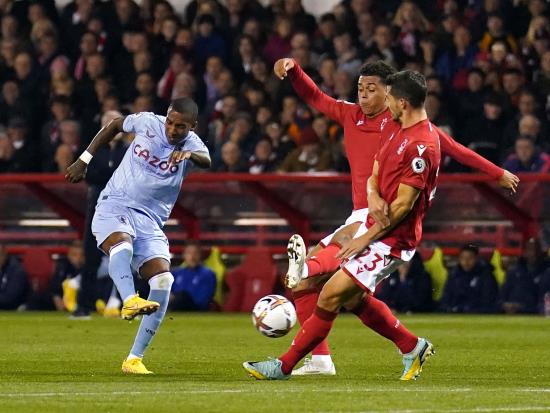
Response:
[223,248,278,312]
[423,247,448,302]
[203,246,226,306]
[21,249,55,293]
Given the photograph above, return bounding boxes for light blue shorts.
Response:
[91,201,171,273]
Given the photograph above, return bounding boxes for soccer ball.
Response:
[251,295,297,338]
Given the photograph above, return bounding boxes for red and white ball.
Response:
[251,295,297,338]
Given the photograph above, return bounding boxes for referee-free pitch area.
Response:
[1,312,549,413]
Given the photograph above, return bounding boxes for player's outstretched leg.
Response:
[122,271,174,374]
[351,294,435,380]
[291,283,335,376]
[244,270,357,380]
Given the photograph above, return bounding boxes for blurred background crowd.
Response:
[0,0,549,175]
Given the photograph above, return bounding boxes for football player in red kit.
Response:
[271,58,519,375]
[244,70,441,381]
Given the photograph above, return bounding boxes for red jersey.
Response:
[288,62,504,211]
[367,119,440,257]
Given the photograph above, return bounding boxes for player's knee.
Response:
[148,272,174,291]
[109,241,133,260]
[317,290,342,313]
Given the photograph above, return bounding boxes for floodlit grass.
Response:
[1,312,550,413]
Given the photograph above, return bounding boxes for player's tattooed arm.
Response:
[337,183,420,259]
[169,150,211,168]
[65,117,125,183]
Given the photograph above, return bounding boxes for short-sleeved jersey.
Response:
[366,119,441,257]
[97,112,208,227]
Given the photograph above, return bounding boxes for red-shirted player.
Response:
[272,59,519,375]
[243,70,440,381]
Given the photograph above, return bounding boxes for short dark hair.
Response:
[386,70,427,108]
[170,97,198,120]
[460,244,479,255]
[359,61,396,84]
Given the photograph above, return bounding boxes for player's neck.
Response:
[400,108,428,129]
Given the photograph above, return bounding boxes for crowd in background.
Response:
[0,0,549,174]
[2,239,550,314]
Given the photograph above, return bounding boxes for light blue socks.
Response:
[129,272,174,358]
[108,242,136,302]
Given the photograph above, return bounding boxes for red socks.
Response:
[353,295,418,354]
[279,306,337,374]
[306,243,342,277]
[292,289,331,356]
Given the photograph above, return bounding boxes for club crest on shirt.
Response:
[380,117,388,131]
[397,138,409,155]
[412,157,426,173]
[145,130,155,139]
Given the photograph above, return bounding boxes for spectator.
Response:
[0,244,28,310]
[50,240,85,312]
[279,126,331,173]
[215,141,248,172]
[440,245,498,314]
[436,26,477,89]
[264,121,295,163]
[263,16,292,65]
[538,267,550,315]
[0,117,37,173]
[503,90,546,151]
[157,49,192,101]
[365,23,405,68]
[376,252,433,313]
[478,13,518,54]
[502,135,550,173]
[170,242,216,311]
[533,50,550,100]
[194,14,226,70]
[55,120,81,173]
[392,1,430,60]
[501,238,548,314]
[41,95,73,172]
[425,93,453,135]
[462,92,507,163]
[502,68,525,108]
[332,30,361,76]
[248,138,277,174]
[454,68,486,134]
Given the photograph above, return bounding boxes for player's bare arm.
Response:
[274,58,295,79]
[65,117,125,183]
[169,150,211,168]
[336,183,421,259]
[366,161,390,228]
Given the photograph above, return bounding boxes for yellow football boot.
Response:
[122,357,153,375]
[120,295,159,320]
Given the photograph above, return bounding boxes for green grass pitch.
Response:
[1,312,550,413]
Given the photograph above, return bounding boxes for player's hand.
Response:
[336,236,370,260]
[274,58,295,80]
[169,150,192,165]
[368,192,390,229]
[65,159,88,183]
[499,170,520,194]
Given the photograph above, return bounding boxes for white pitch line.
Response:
[0,388,473,398]
[3,387,550,399]
[343,407,550,413]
